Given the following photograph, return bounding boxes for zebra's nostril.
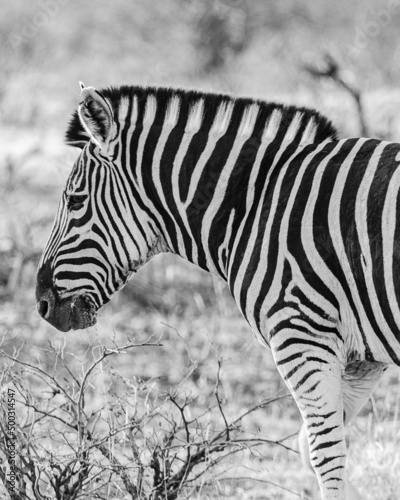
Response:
[37,300,50,319]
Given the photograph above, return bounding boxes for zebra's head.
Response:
[36,83,162,331]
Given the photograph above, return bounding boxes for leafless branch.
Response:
[0,338,296,499]
[303,52,369,137]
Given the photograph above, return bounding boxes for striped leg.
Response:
[271,330,348,500]
[297,360,387,499]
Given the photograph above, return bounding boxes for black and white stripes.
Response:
[37,84,400,499]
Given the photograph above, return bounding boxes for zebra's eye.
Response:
[67,194,87,210]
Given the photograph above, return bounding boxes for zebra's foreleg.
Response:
[298,423,362,500]
[297,360,387,499]
[271,330,348,500]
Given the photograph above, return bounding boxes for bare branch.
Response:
[303,52,369,137]
[214,359,230,442]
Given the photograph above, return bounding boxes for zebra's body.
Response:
[36,84,400,500]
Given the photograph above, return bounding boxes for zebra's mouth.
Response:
[36,260,98,332]
[36,290,97,332]
[68,295,98,331]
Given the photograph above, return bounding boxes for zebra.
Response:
[36,82,400,500]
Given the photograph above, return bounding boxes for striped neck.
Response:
[67,86,337,279]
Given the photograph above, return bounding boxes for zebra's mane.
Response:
[65,85,338,148]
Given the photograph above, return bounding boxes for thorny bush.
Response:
[0,334,294,500]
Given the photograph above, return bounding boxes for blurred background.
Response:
[1,1,400,498]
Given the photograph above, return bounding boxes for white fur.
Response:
[300,117,317,145]
[263,109,283,141]
[282,111,303,143]
[186,99,204,133]
[144,95,157,125]
[118,97,132,123]
[210,101,234,136]
[165,96,181,127]
[238,104,259,137]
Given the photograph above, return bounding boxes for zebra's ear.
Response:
[78,83,114,150]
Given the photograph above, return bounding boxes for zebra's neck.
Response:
[69,86,338,279]
[115,87,337,279]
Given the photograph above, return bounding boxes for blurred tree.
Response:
[193,0,252,72]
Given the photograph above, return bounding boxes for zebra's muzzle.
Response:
[36,290,97,332]
[36,261,97,331]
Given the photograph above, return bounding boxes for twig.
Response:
[303,52,369,136]
[214,359,229,442]
[95,440,141,500]
[212,475,310,499]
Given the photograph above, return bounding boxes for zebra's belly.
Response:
[242,277,384,366]
[230,244,400,366]
[337,277,400,366]
[252,284,400,366]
